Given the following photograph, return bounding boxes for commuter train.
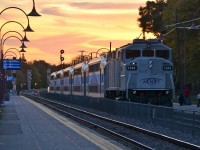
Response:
[48,39,174,106]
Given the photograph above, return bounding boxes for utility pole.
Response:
[176,9,182,91]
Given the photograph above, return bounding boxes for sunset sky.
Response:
[0,0,155,65]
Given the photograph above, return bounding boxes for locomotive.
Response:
[49,39,174,106]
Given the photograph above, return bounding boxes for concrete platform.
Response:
[173,103,200,112]
[0,95,129,150]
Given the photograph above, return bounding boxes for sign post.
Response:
[27,70,32,90]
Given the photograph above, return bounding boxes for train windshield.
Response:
[126,50,140,59]
[142,50,154,57]
[156,50,169,59]
[74,68,81,75]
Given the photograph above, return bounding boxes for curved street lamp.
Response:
[3,52,17,59]
[86,52,99,60]
[0,7,34,32]
[1,30,29,43]
[28,0,41,16]
[96,47,111,55]
[0,21,30,41]
[0,0,40,104]
[4,48,23,59]
[1,36,27,53]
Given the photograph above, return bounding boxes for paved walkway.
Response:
[173,103,200,112]
[0,95,128,150]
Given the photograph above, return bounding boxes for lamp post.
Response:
[4,48,22,59]
[0,7,34,32]
[0,35,26,99]
[1,36,27,50]
[28,0,42,16]
[0,0,40,104]
[96,47,111,55]
[0,21,31,42]
[0,31,28,58]
[4,52,17,59]
[3,51,18,95]
[81,48,110,96]
[1,30,29,43]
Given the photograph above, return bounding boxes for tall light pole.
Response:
[0,0,41,104]
[0,7,34,32]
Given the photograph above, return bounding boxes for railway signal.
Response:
[60,49,64,62]
[60,49,65,69]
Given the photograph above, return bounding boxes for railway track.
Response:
[23,94,200,150]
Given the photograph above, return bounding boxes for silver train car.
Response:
[49,57,105,98]
[49,39,174,106]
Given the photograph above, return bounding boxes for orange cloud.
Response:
[68,2,144,10]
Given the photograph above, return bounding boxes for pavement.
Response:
[0,95,128,150]
[173,103,200,112]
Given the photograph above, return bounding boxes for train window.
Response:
[89,63,100,72]
[107,53,112,60]
[64,71,69,77]
[126,50,140,59]
[74,86,81,92]
[120,51,123,61]
[117,51,120,59]
[142,50,154,57]
[156,50,169,59]
[89,85,98,93]
[74,68,81,75]
[112,51,116,59]
[56,73,61,79]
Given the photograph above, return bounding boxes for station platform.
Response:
[173,103,200,112]
[0,95,128,150]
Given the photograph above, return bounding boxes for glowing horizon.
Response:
[0,0,155,65]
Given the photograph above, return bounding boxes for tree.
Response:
[163,0,200,89]
[10,60,56,90]
[137,0,167,38]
